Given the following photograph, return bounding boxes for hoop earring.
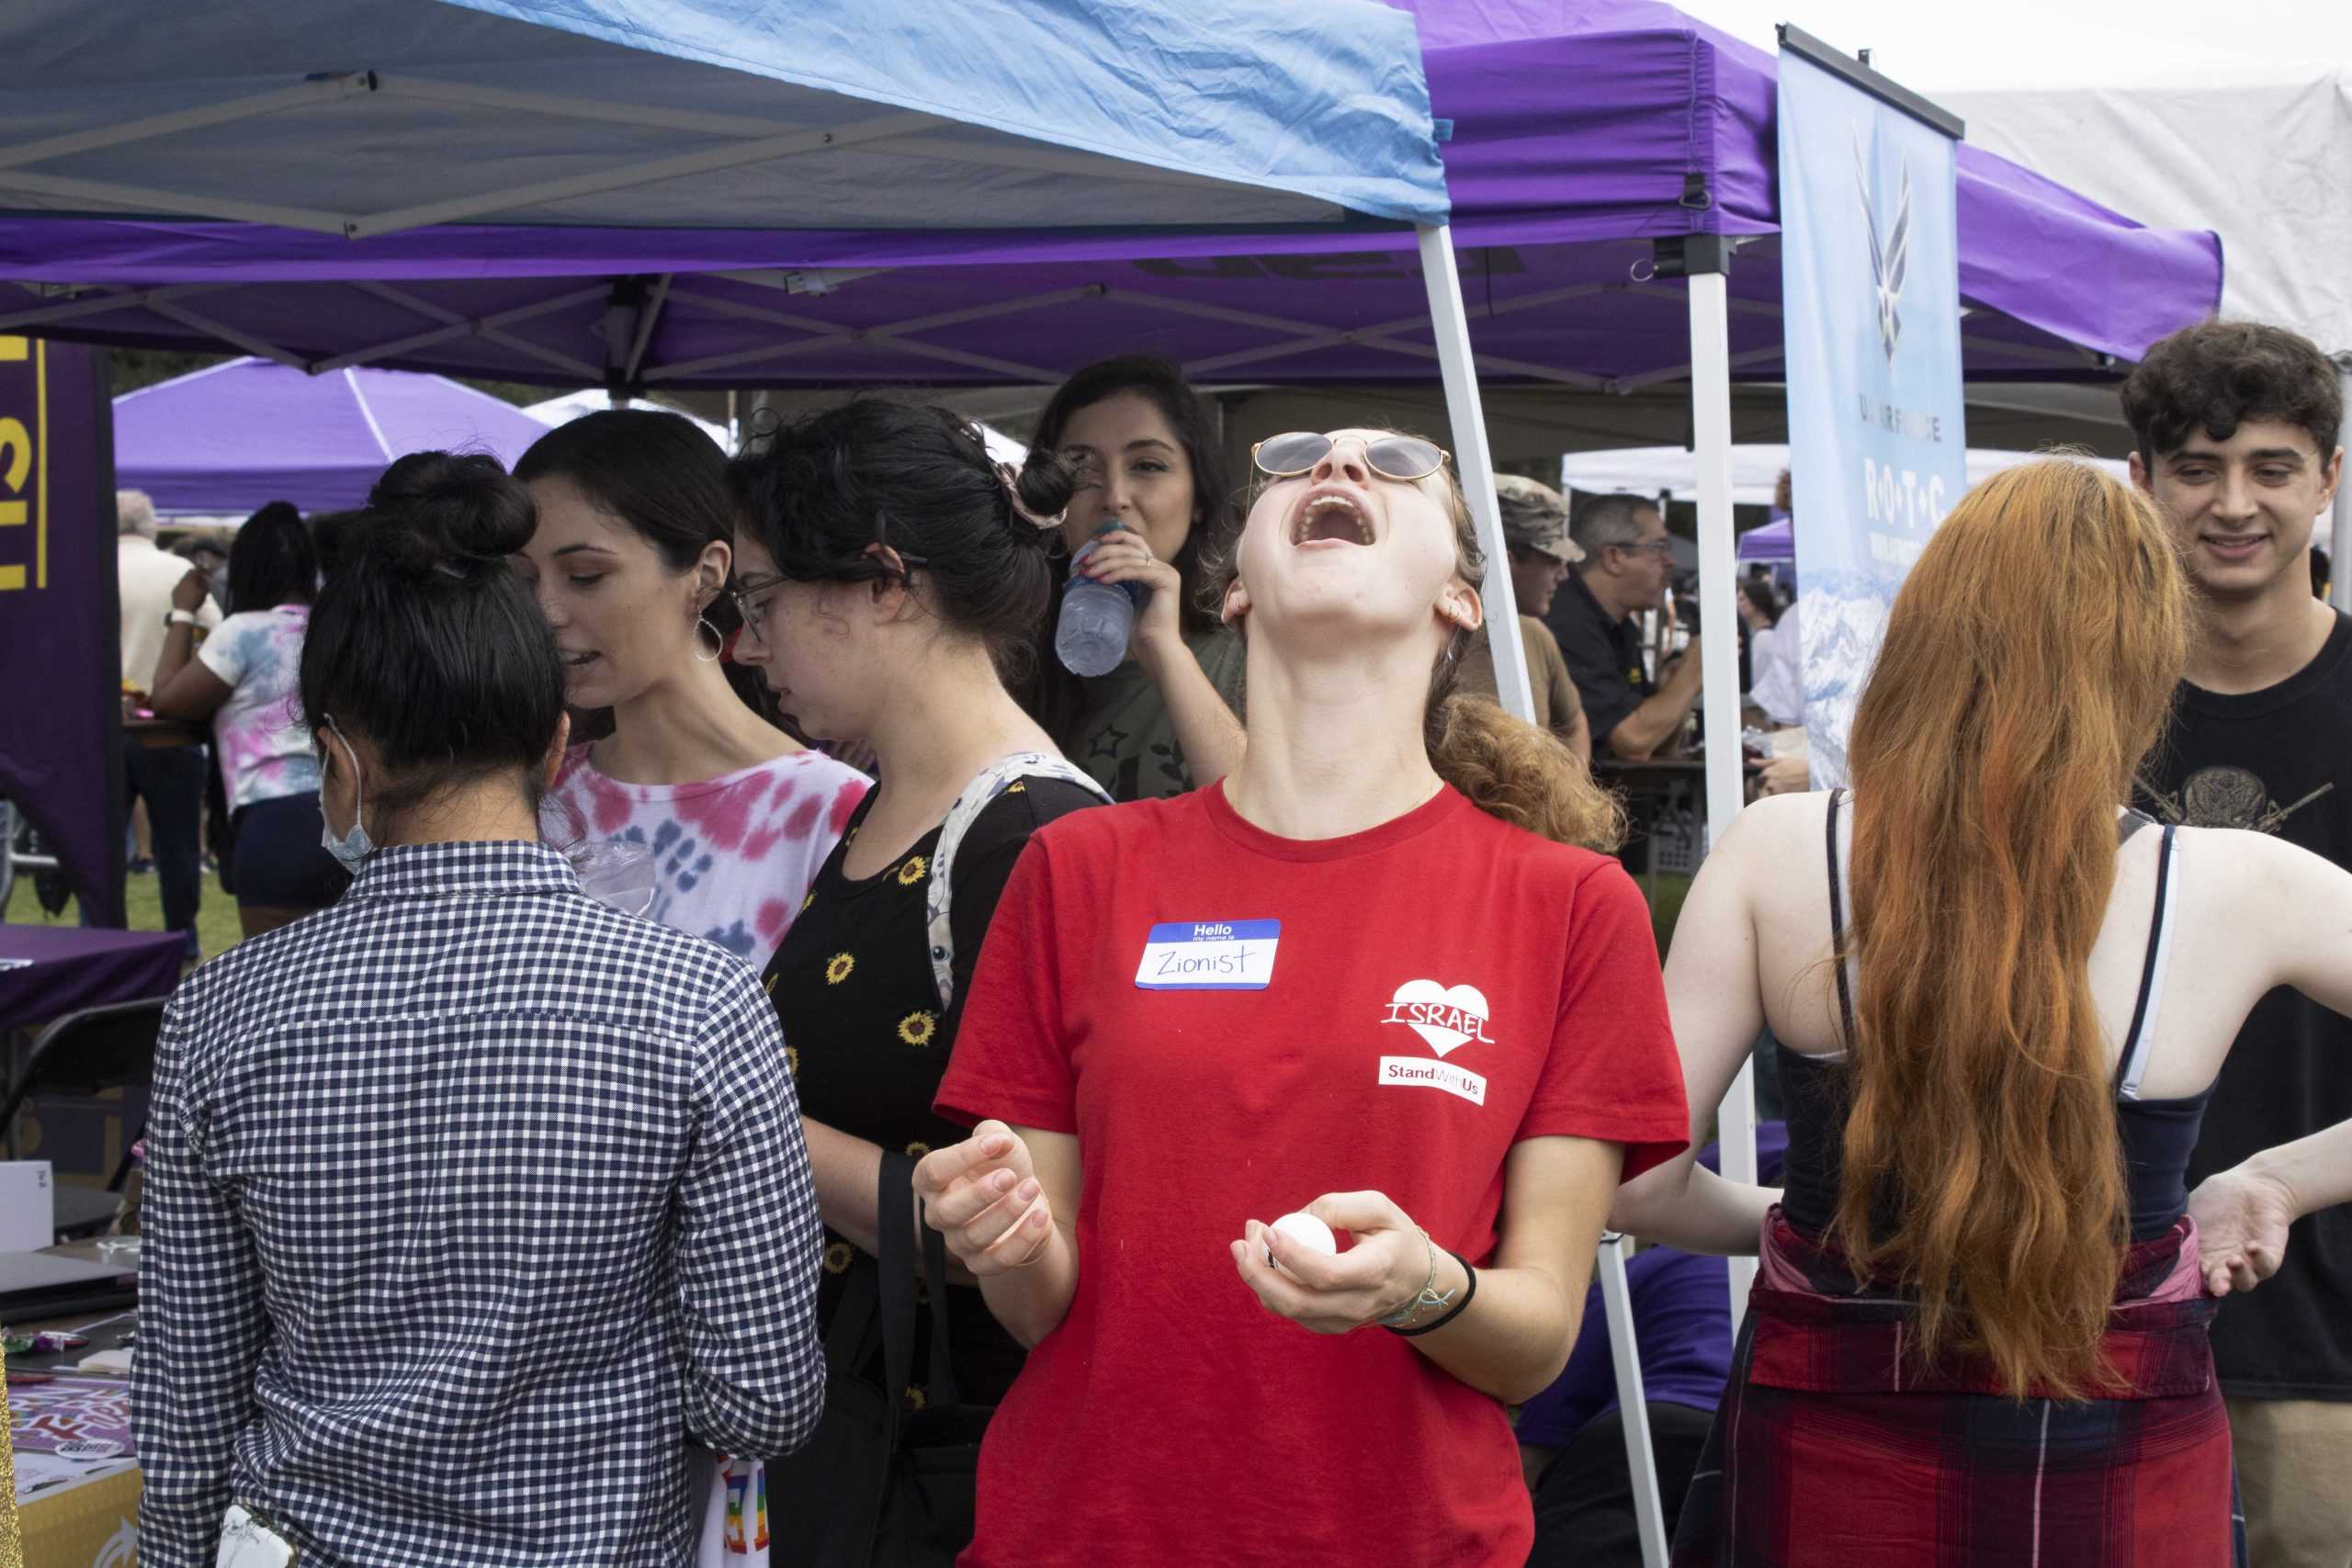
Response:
[693,614,725,663]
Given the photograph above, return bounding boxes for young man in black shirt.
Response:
[1544,494,1703,761]
[2125,320,2349,1568]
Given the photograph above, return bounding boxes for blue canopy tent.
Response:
[0,0,1559,712]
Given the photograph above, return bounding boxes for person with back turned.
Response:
[132,453,826,1567]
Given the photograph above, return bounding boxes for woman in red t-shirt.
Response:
[921,430,1690,1566]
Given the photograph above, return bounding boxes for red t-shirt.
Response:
[935,782,1688,1567]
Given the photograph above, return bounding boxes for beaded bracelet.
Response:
[1385,1248,1477,1338]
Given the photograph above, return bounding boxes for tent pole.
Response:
[1599,1232,1671,1568]
[2334,362,2351,613]
[1685,257,1758,1329]
[1422,221,1656,1563]
[1416,225,1532,717]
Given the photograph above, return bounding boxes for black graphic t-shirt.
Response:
[763,775,1106,1405]
[2134,608,2352,1400]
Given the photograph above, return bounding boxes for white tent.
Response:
[1562,444,2130,506]
[1942,69,2352,593]
[526,389,1029,472]
[523,390,733,450]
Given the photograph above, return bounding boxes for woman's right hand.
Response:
[914,1120,1057,1276]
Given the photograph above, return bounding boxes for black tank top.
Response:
[1779,791,2215,1244]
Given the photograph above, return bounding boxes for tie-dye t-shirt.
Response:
[545,744,871,971]
[195,604,322,813]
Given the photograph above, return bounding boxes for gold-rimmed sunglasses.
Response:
[1250,431,1450,483]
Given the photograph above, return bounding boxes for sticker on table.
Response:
[52,1438,123,1461]
[9,1375,133,1456]
[1135,919,1281,991]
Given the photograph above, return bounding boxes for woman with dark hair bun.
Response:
[133,451,826,1568]
[728,398,1110,1563]
[148,498,348,935]
[1024,355,1247,799]
[517,410,868,970]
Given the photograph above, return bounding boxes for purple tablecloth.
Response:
[0,924,184,1032]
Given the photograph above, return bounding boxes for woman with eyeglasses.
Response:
[917,428,1690,1567]
[1023,355,1248,800]
[726,400,1111,1565]
[514,410,869,971]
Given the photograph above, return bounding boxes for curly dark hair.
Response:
[2120,321,2344,462]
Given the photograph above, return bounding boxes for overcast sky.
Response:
[1670,0,2350,89]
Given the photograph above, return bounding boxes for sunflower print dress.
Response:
[759,776,1108,1411]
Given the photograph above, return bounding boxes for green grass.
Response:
[7,864,1696,973]
[6,863,245,961]
[1645,872,1694,959]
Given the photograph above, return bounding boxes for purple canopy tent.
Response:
[0,0,2216,741]
[1736,516,1792,562]
[0,6,2214,394]
[0,11,2222,1554]
[116,357,556,516]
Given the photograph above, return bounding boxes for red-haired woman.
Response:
[911,430,1689,1566]
[1613,459,2352,1567]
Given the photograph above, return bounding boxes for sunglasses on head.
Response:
[1250,431,1449,483]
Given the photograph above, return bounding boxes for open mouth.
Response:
[1291,488,1375,547]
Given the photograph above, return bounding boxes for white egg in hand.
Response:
[1268,1211,1339,1272]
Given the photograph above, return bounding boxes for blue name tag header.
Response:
[1136,919,1282,990]
[1146,919,1281,944]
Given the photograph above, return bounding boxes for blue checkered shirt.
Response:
[133,840,825,1567]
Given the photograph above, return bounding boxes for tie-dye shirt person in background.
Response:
[148,501,352,937]
[516,411,868,972]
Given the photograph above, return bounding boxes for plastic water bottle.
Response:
[1055,521,1145,677]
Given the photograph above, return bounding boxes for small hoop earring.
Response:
[694,614,725,663]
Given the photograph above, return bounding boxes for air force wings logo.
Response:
[1854,131,1911,365]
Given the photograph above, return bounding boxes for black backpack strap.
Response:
[875,1151,920,1442]
[918,1217,960,1412]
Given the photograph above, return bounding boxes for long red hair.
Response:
[1837,458,2188,1398]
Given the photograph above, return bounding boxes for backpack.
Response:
[922,751,1110,1012]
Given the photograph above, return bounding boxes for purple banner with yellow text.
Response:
[0,338,123,925]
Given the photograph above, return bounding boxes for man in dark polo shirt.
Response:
[1544,493,1702,760]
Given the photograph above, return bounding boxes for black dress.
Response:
[762,777,1105,1405]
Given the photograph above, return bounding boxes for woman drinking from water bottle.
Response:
[1023,355,1246,800]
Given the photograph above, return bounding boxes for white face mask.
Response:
[318,717,376,873]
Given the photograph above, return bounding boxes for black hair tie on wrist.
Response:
[1385,1249,1478,1337]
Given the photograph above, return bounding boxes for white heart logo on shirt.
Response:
[1384,979,1493,1057]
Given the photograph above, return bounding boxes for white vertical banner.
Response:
[1777,37,1969,785]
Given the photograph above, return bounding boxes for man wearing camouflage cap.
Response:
[1456,473,1591,762]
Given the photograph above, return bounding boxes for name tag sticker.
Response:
[1135,919,1281,991]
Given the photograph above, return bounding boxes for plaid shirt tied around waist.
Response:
[131,840,825,1568]
[1672,1208,2242,1568]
